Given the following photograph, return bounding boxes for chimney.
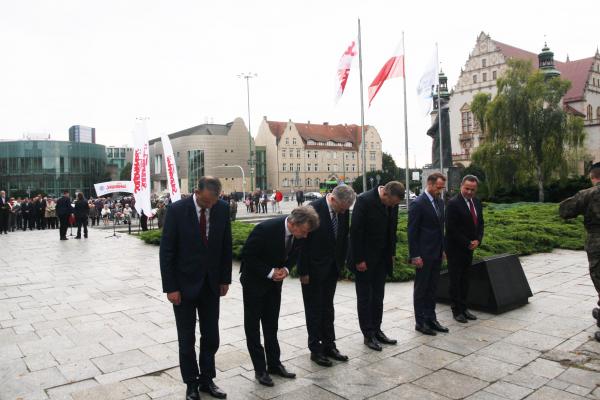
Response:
[323,122,329,126]
[263,116,267,121]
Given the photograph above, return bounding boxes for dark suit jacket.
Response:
[159,196,232,298]
[240,216,304,296]
[55,196,73,217]
[297,197,349,280]
[74,199,89,219]
[348,188,398,277]
[445,194,484,256]
[408,192,445,261]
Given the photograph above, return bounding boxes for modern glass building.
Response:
[0,140,107,198]
[69,125,96,144]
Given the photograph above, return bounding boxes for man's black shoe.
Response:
[453,314,468,323]
[199,381,226,399]
[375,331,397,345]
[428,320,449,333]
[464,310,477,320]
[325,348,349,362]
[310,353,332,367]
[267,364,296,379]
[595,331,600,342]
[75,236,81,239]
[415,323,437,336]
[363,336,382,351]
[185,383,200,400]
[60,237,68,240]
[255,371,274,387]
[593,307,599,320]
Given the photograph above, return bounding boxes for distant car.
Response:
[304,192,323,201]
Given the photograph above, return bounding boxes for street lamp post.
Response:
[210,165,246,201]
[237,73,257,192]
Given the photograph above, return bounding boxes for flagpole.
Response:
[436,43,444,173]
[358,18,367,192]
[401,32,410,209]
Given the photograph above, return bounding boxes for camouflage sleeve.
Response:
[559,191,587,219]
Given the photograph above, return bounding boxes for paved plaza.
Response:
[1,229,600,400]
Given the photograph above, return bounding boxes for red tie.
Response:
[199,208,208,245]
[468,199,478,226]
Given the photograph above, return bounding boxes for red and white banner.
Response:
[94,181,134,196]
[131,119,152,216]
[368,42,405,106]
[160,133,181,202]
[335,39,357,102]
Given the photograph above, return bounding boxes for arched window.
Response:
[283,178,288,187]
[315,178,320,187]
[597,107,600,120]
[306,178,312,187]
[587,104,593,120]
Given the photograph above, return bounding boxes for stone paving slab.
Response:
[1,229,600,400]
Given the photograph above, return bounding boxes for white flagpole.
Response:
[402,32,410,209]
[358,18,367,192]
[436,43,444,173]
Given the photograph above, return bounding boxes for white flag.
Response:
[416,48,438,115]
[131,119,152,216]
[94,181,134,197]
[161,133,181,202]
[335,39,358,102]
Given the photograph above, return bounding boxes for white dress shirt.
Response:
[193,193,210,237]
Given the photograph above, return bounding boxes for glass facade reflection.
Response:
[0,140,107,198]
[255,146,267,190]
[187,150,204,193]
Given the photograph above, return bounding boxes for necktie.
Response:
[469,199,478,226]
[199,208,208,246]
[285,234,293,257]
[432,199,440,217]
[331,211,338,239]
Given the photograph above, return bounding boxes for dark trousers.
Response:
[0,211,8,233]
[448,251,473,315]
[59,215,69,239]
[413,258,442,325]
[140,214,148,231]
[243,283,282,373]
[173,283,220,384]
[301,267,338,354]
[355,265,386,338]
[76,217,88,238]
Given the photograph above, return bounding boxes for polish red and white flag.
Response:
[368,42,405,106]
[335,40,358,102]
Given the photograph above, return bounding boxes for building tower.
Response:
[538,43,561,80]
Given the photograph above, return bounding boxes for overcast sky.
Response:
[1,0,597,167]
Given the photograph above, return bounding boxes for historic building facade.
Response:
[449,32,600,167]
[148,118,254,195]
[254,118,382,191]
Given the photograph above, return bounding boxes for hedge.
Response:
[140,203,585,282]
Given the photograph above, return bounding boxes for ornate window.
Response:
[283,163,287,172]
[588,104,594,120]
[306,178,312,187]
[473,75,478,84]
[293,138,297,145]
[482,72,487,82]
[461,111,474,133]
[482,58,487,67]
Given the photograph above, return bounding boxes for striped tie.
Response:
[331,211,338,239]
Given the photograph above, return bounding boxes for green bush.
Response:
[139,203,584,282]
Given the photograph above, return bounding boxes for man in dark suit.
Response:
[446,175,484,323]
[0,191,9,234]
[160,176,232,400]
[240,206,319,387]
[21,198,32,231]
[298,185,356,366]
[408,172,449,336]
[349,181,404,351]
[55,191,73,241]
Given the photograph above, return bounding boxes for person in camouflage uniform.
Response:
[559,162,600,341]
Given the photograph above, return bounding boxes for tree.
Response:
[470,59,585,202]
[120,162,132,181]
[382,152,398,175]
